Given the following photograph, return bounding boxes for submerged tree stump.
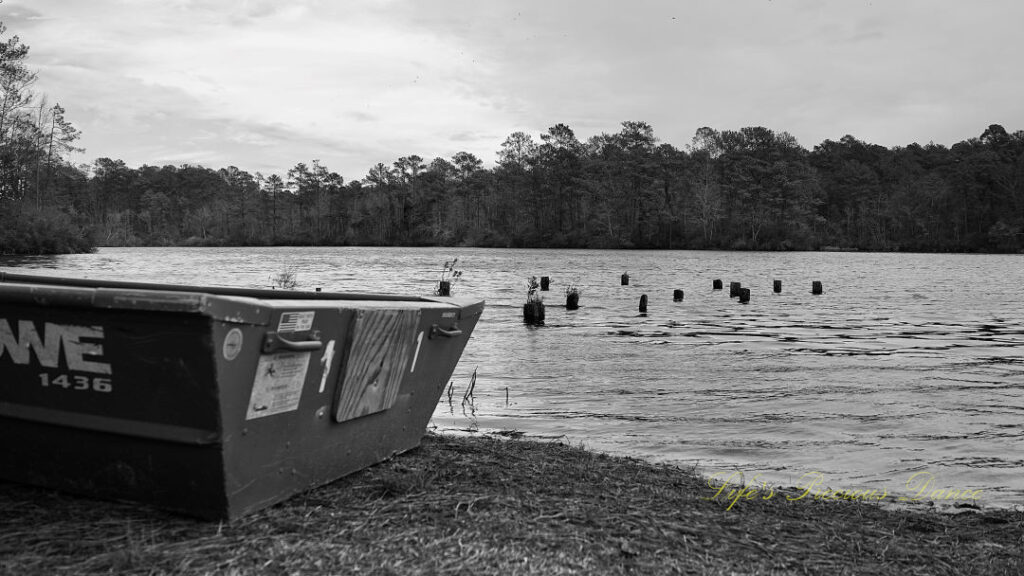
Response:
[523,301,545,325]
[713,279,723,290]
[729,282,741,298]
[621,273,630,286]
[566,292,580,310]
[773,280,782,293]
[673,289,684,302]
[812,281,823,295]
[739,288,750,303]
[639,294,648,313]
[540,276,550,291]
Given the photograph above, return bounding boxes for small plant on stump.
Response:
[523,276,545,325]
[434,258,462,296]
[272,266,298,290]
[565,281,582,310]
[526,276,542,302]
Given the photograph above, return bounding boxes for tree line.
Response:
[0,19,90,254]
[2,22,1023,254]
[38,122,1024,254]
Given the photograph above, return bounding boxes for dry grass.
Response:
[1,433,1022,575]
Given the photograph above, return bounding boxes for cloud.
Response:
[0,4,47,27]
[5,0,514,176]
[388,0,1024,149]
[3,0,1023,179]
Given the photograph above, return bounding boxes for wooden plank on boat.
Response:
[333,308,420,422]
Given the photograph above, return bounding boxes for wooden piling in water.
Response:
[673,289,684,302]
[639,294,648,313]
[540,276,550,291]
[812,281,823,295]
[437,280,451,296]
[773,280,782,293]
[713,279,723,290]
[621,272,630,286]
[566,292,579,310]
[729,282,741,298]
[739,288,750,303]
[523,301,545,324]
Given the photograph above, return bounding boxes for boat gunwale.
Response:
[0,272,472,304]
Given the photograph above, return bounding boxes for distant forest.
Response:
[2,23,1023,255]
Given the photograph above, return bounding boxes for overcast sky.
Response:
[3,0,1022,180]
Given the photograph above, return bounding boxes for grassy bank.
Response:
[1,433,1021,575]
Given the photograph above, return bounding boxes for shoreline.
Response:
[444,428,1011,516]
[1,433,1021,574]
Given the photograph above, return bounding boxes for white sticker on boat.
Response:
[222,328,243,361]
[277,311,315,333]
[410,331,424,373]
[318,339,336,393]
[246,351,311,420]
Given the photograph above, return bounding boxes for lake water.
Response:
[3,247,1022,509]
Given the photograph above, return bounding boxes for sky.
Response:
[2,0,1022,180]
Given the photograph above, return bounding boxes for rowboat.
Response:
[0,272,483,520]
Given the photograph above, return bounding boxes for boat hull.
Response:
[0,273,483,519]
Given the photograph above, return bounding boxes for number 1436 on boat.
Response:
[38,373,113,393]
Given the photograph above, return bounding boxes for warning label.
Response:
[246,351,311,420]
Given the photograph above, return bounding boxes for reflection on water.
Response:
[0,254,63,269]
[3,246,1023,508]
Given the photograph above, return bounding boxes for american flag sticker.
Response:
[278,311,315,332]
